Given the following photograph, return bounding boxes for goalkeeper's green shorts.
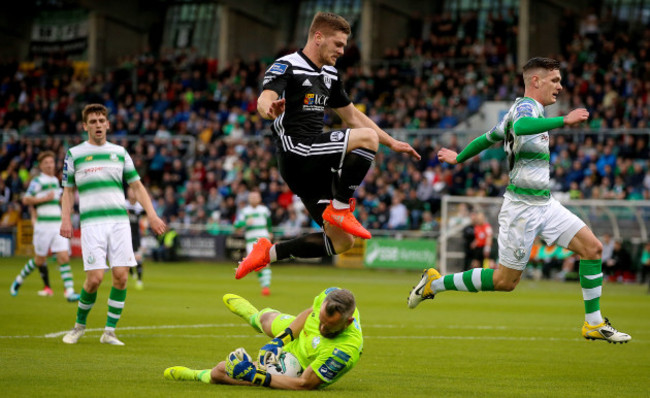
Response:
[270,311,296,336]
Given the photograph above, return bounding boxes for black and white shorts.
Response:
[276,129,350,226]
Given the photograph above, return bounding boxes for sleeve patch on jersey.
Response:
[325,357,345,371]
[332,348,351,362]
[268,63,288,75]
[516,103,534,118]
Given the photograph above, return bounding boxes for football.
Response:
[266,351,303,377]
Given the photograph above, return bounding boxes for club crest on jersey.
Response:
[514,248,526,260]
[323,75,332,89]
[268,63,288,75]
[110,153,118,161]
[330,131,344,142]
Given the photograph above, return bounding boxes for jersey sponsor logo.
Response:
[323,75,332,89]
[83,166,104,174]
[303,93,328,111]
[330,131,344,142]
[540,133,549,142]
[302,79,312,87]
[85,155,93,162]
[268,63,288,75]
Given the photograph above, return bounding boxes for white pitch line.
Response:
[0,323,644,343]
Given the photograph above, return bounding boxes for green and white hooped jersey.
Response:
[485,97,551,205]
[234,205,271,244]
[25,173,62,225]
[62,141,139,227]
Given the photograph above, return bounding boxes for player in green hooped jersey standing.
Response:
[10,150,80,301]
[164,287,363,390]
[408,57,631,344]
[234,190,273,295]
[60,103,166,346]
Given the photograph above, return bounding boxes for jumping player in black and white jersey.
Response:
[126,187,145,290]
[236,11,420,279]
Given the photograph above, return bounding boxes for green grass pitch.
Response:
[1,256,649,397]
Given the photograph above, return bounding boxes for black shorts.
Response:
[276,129,349,226]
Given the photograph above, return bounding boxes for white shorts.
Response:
[498,196,586,270]
[33,223,70,256]
[81,223,136,271]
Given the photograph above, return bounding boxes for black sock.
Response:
[136,261,143,281]
[38,265,50,288]
[275,233,335,260]
[333,148,375,203]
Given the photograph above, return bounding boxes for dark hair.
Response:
[324,288,355,319]
[82,103,108,123]
[523,57,560,73]
[309,12,351,38]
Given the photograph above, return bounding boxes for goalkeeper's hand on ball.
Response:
[225,348,271,387]
[258,327,295,365]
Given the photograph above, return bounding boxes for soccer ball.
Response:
[266,351,303,377]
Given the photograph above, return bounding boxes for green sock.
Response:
[76,288,98,325]
[579,259,604,325]
[431,268,495,293]
[258,267,272,288]
[17,259,37,282]
[106,287,127,330]
[58,263,74,290]
[197,369,212,384]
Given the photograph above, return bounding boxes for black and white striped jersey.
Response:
[262,49,351,140]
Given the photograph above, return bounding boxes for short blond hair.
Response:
[309,12,351,38]
[37,150,55,163]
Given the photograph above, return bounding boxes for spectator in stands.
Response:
[640,241,650,286]
[604,240,634,283]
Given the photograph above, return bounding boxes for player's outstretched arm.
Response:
[334,103,421,160]
[59,187,75,238]
[257,90,285,120]
[439,133,494,165]
[513,108,588,135]
[129,180,166,235]
[268,366,323,390]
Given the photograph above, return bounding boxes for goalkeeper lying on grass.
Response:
[164,287,363,390]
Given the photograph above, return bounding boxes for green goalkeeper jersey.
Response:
[285,287,363,387]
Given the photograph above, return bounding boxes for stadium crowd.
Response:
[1,10,649,240]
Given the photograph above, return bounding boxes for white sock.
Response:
[332,199,349,210]
[269,245,277,263]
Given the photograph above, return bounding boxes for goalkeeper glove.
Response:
[258,327,295,365]
[225,348,271,387]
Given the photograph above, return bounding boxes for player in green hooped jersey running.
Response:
[164,287,363,390]
[408,57,631,344]
[233,190,273,295]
